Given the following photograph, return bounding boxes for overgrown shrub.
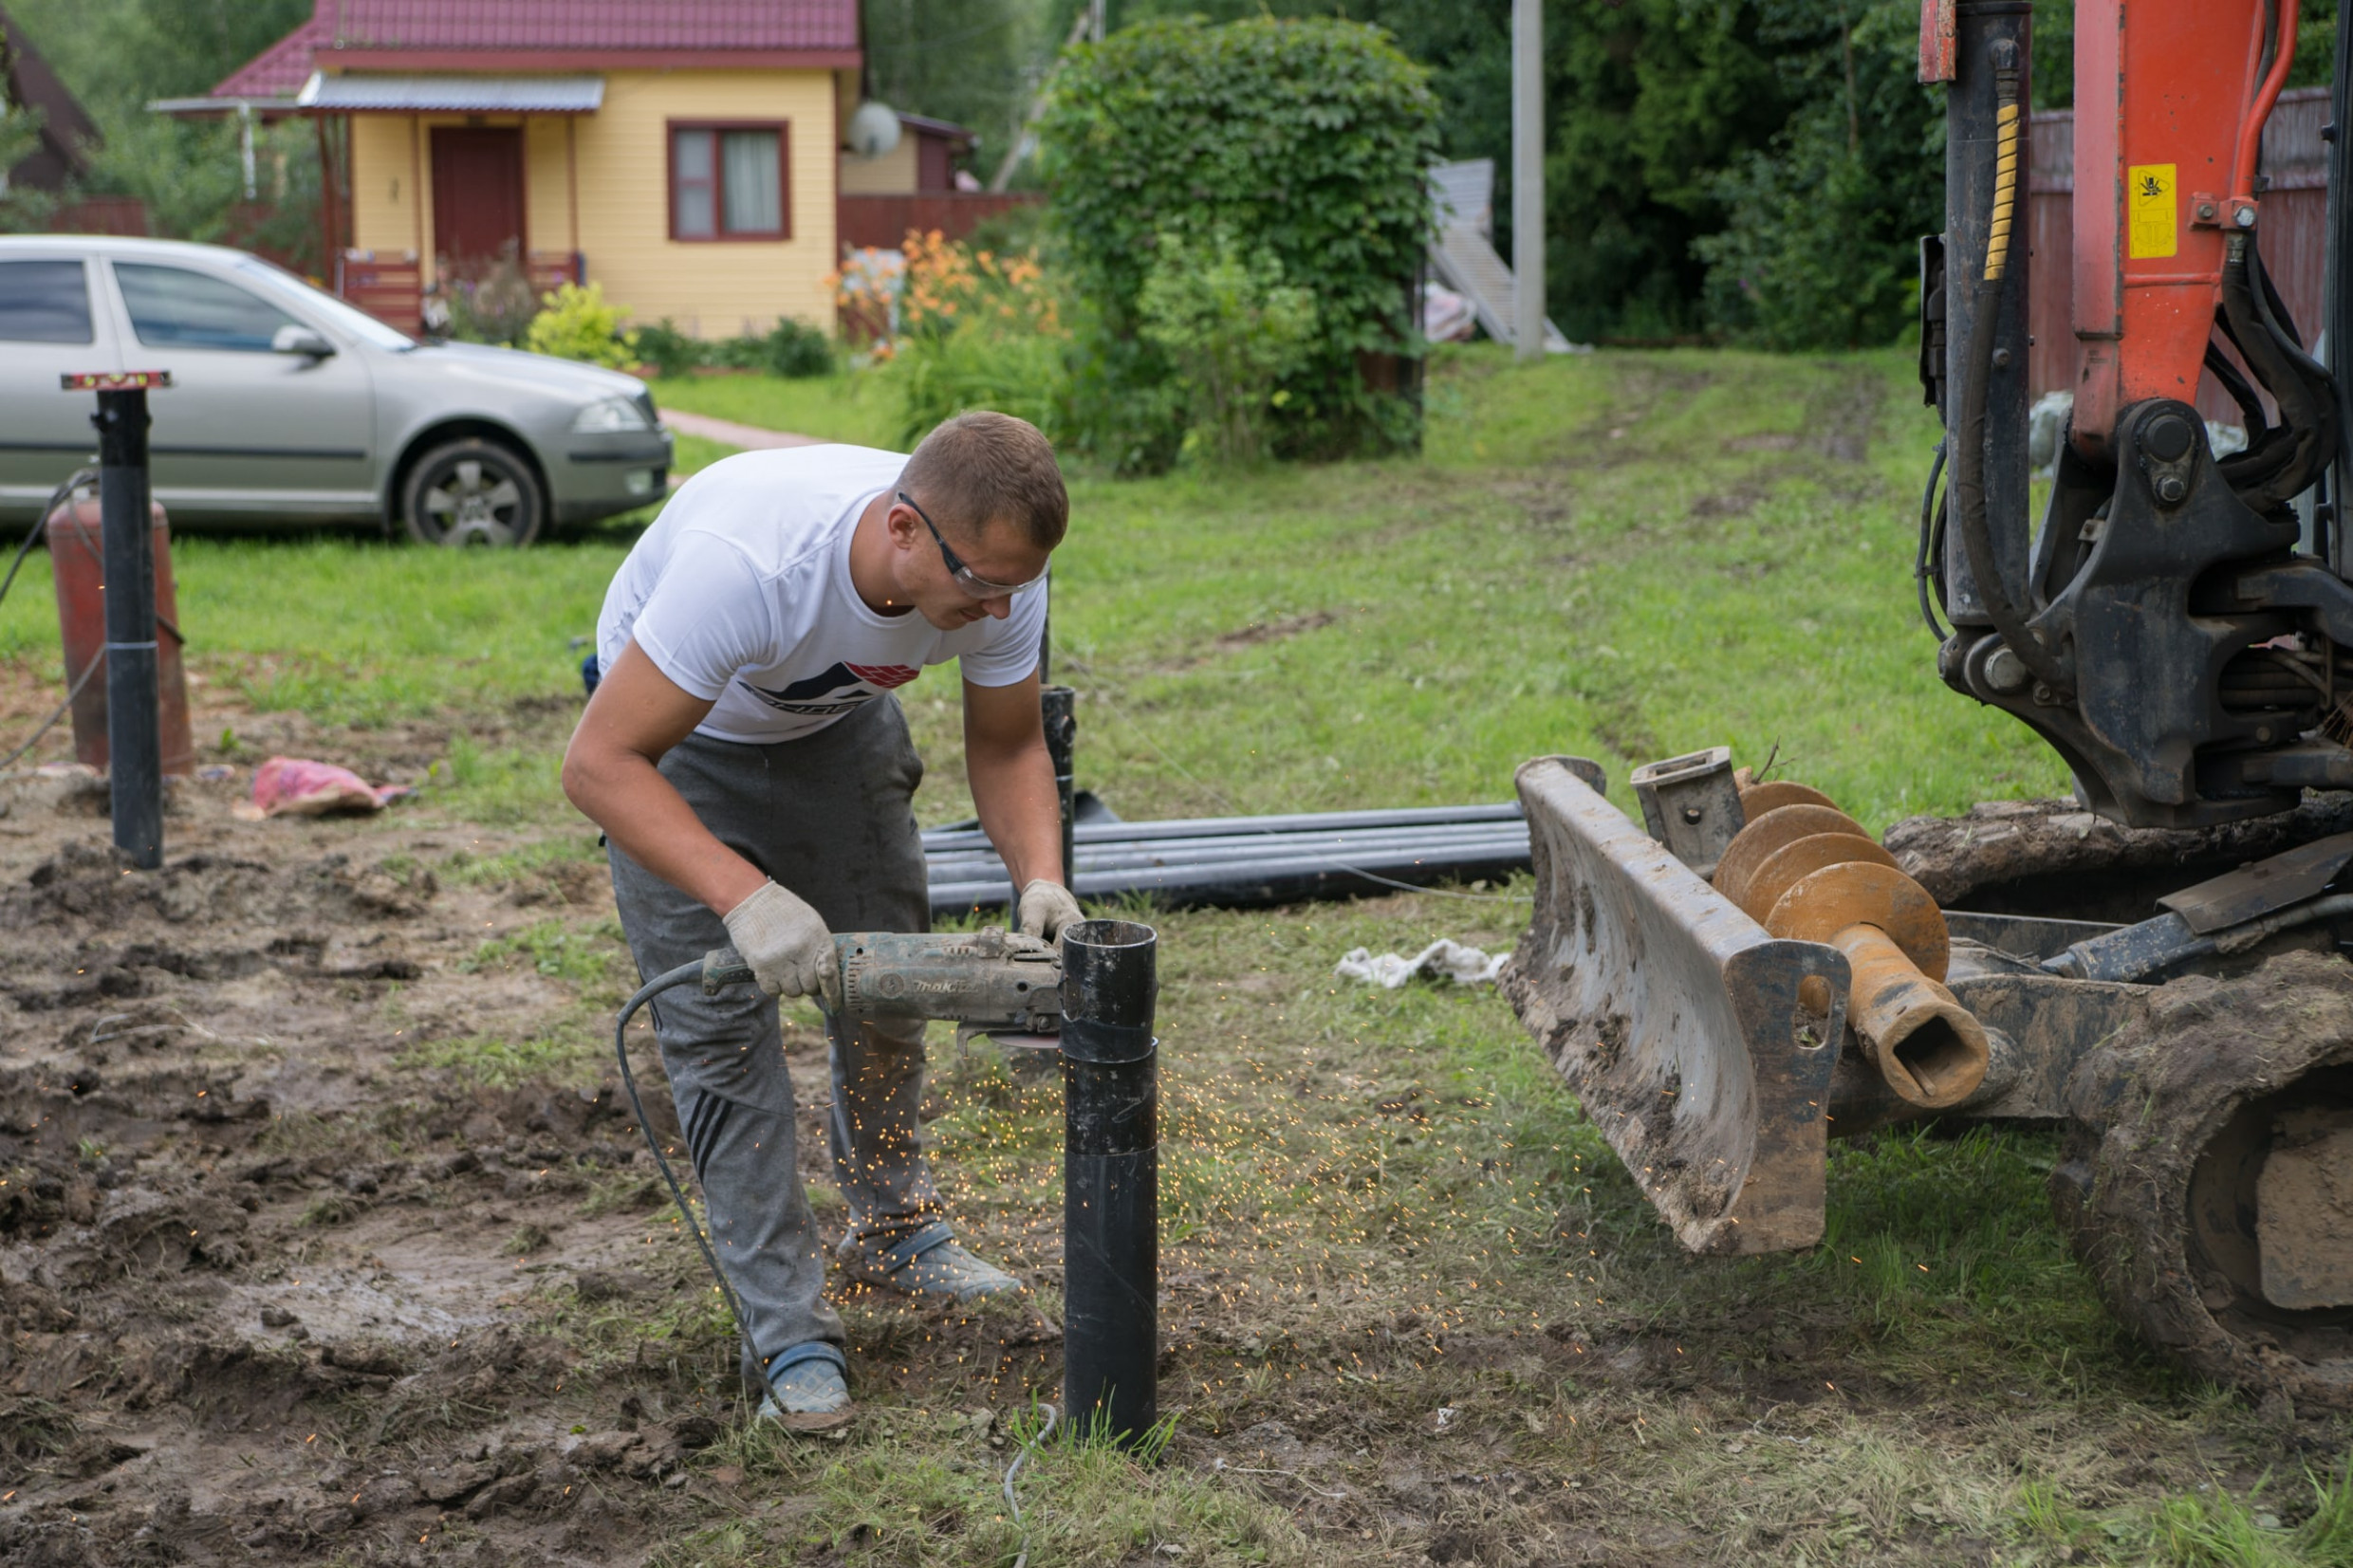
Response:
[849,229,1073,447]
[631,319,706,378]
[524,282,639,368]
[756,317,836,378]
[438,251,537,347]
[706,318,835,378]
[1692,0,1942,348]
[0,103,55,232]
[1137,229,1318,465]
[1038,17,1440,469]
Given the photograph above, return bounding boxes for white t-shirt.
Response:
[596,446,1047,745]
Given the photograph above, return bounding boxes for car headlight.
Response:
[572,396,653,434]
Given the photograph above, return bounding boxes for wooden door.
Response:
[430,128,526,264]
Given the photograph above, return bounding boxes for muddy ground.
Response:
[0,698,964,1567]
[4,697,2349,1568]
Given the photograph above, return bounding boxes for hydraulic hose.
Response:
[1952,39,2070,694]
[2205,329,2270,444]
[1917,440,1951,641]
[2218,232,2340,512]
[612,958,796,1418]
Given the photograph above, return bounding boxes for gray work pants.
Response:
[606,697,945,1391]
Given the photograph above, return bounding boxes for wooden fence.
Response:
[838,193,1040,251]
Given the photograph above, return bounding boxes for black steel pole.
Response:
[94,387,160,870]
[1061,917,1158,1447]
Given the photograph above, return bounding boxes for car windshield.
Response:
[231,255,417,351]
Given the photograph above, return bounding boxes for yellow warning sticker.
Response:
[2129,163,2178,259]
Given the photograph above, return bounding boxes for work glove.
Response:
[721,879,836,999]
[1016,878,1084,942]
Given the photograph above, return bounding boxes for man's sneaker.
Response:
[752,1349,853,1432]
[838,1234,1023,1303]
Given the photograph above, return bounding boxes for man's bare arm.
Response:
[561,640,769,916]
[963,673,1064,890]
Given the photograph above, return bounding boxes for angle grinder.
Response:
[696,926,1065,1045]
[610,926,1064,1417]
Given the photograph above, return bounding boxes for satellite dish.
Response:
[847,101,902,158]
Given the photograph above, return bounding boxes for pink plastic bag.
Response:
[232,756,413,821]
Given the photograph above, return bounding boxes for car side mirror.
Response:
[272,324,336,359]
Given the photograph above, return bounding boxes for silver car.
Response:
[0,236,672,545]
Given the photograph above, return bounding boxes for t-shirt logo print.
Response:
[743,661,920,716]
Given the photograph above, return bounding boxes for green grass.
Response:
[9,345,2332,1562]
[650,370,903,449]
[0,347,2063,830]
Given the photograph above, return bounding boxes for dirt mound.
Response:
[1886,793,2353,920]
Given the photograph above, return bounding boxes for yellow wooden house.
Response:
[206,0,863,337]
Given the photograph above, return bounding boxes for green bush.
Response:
[887,323,1069,450]
[757,316,837,378]
[1038,16,1440,467]
[1137,229,1318,465]
[524,282,640,368]
[630,319,707,378]
[1691,0,1942,349]
[705,318,834,378]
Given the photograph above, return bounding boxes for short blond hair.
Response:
[900,412,1068,550]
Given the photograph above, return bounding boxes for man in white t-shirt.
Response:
[563,412,1083,1428]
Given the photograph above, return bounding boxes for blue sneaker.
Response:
[838,1233,1023,1304]
[751,1346,853,1431]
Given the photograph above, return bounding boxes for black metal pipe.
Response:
[94,388,160,870]
[1060,917,1158,1447]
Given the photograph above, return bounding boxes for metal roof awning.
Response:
[294,72,604,113]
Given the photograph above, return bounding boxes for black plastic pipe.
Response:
[918,802,1524,854]
[925,824,1535,877]
[1043,683,1077,885]
[94,387,160,870]
[1060,917,1158,1448]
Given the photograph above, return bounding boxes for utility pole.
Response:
[1511,0,1545,361]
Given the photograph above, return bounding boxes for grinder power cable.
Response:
[611,928,1065,1417]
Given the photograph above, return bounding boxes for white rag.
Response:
[1335,939,1510,989]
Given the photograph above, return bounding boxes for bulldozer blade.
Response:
[1504,757,1851,1254]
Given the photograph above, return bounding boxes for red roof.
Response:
[213,0,861,100]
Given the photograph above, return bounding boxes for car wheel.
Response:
[402,438,545,547]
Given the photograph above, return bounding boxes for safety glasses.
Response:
[898,490,1046,600]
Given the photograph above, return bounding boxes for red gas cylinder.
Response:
[46,495,195,778]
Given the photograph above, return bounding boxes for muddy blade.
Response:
[1504,758,1850,1254]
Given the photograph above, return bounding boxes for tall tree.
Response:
[861,0,1043,168]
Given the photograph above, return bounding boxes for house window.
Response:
[670,124,787,240]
